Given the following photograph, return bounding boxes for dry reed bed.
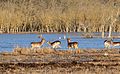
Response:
[0,48,120,74]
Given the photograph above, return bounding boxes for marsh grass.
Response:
[0,47,120,74]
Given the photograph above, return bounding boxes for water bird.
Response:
[59,37,61,39]
[59,35,66,40]
[63,35,66,39]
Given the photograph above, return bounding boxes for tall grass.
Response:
[0,0,120,33]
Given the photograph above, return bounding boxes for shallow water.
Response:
[0,33,120,52]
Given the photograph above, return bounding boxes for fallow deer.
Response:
[31,36,46,49]
[67,38,78,49]
[47,40,61,48]
[112,41,120,47]
[104,40,120,48]
[104,40,111,48]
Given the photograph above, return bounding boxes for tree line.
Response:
[0,0,120,33]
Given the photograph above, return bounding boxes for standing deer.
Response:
[67,38,78,49]
[104,39,120,48]
[31,35,46,49]
[47,40,61,48]
[104,40,111,48]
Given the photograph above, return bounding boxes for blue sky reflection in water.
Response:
[0,33,120,52]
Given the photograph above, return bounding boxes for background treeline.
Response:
[0,0,120,33]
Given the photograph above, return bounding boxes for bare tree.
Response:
[108,9,119,38]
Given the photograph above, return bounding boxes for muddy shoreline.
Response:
[0,48,120,74]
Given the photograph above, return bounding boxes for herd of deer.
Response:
[31,35,120,49]
[31,35,78,49]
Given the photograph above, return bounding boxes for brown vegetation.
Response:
[0,48,120,74]
[13,47,78,55]
[0,0,120,33]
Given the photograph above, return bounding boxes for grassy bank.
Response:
[0,48,120,74]
[0,0,120,33]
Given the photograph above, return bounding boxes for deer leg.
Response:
[58,45,61,48]
[40,45,43,48]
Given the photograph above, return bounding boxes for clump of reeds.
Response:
[12,47,82,55]
[99,49,120,54]
[35,48,57,54]
[13,47,59,55]
[13,48,31,55]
